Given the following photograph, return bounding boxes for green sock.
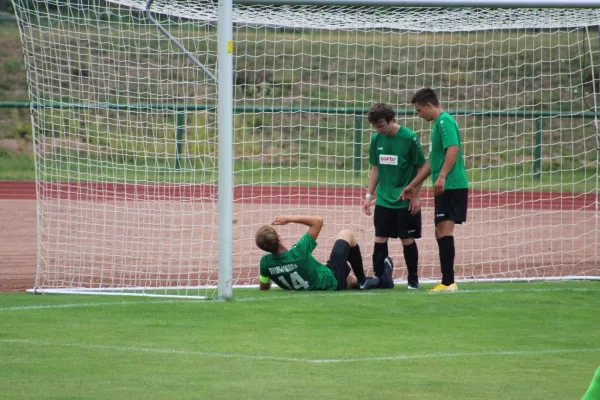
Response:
[582,365,600,400]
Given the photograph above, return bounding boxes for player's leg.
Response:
[430,189,468,292]
[327,230,378,290]
[336,230,364,283]
[398,208,422,289]
[345,274,358,289]
[373,205,397,285]
[435,219,456,287]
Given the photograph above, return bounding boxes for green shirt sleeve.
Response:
[259,256,269,278]
[369,133,378,166]
[438,116,460,150]
[410,134,426,167]
[289,233,317,260]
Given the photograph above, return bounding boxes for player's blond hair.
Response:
[255,225,279,253]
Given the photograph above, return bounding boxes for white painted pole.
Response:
[217,0,234,300]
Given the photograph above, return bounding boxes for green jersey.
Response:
[259,233,338,291]
[429,112,469,190]
[369,126,426,209]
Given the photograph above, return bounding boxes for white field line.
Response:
[0,286,598,312]
[1,338,598,364]
[0,299,199,311]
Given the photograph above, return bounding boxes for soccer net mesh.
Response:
[11,0,600,297]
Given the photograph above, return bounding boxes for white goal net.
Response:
[11,0,600,298]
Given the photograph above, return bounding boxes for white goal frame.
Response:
[13,0,600,299]
[211,0,600,298]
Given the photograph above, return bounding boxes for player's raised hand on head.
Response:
[272,216,290,225]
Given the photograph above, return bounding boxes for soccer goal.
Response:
[11,0,600,299]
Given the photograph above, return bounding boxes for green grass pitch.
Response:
[1,281,599,399]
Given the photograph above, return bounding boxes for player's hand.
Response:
[408,197,421,216]
[362,199,374,216]
[271,216,290,225]
[434,176,446,196]
[401,185,414,200]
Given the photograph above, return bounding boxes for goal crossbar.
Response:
[233,0,600,7]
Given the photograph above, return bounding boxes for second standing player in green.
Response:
[362,103,427,289]
[402,88,469,292]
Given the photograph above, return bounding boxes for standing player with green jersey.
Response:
[402,88,469,292]
[362,103,427,290]
[256,215,379,291]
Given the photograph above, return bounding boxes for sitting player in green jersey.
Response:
[256,215,381,291]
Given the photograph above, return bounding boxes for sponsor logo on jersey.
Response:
[379,154,398,165]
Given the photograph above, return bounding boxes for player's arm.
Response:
[433,146,459,196]
[366,165,379,198]
[259,275,272,290]
[434,118,461,195]
[412,165,425,197]
[401,160,430,200]
[407,166,425,215]
[409,160,431,187]
[272,215,324,241]
[362,166,378,215]
[409,135,427,198]
[439,117,461,173]
[363,133,379,214]
[258,258,272,290]
[439,146,459,179]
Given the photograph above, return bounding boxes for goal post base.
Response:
[26,288,209,300]
[26,276,599,299]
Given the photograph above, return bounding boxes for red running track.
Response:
[0,181,596,211]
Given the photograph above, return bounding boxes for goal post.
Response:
[10,0,600,299]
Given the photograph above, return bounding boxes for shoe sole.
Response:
[428,285,458,292]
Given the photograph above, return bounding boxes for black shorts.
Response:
[374,205,422,239]
[325,239,352,290]
[434,189,469,225]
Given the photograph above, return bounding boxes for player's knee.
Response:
[435,222,454,239]
[437,221,454,237]
[336,229,356,246]
[346,274,357,289]
[401,238,414,246]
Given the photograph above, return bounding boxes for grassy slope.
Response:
[0,19,598,190]
[0,148,597,192]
